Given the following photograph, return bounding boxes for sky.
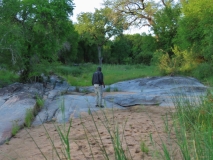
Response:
[71,0,150,34]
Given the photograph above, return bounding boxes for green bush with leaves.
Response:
[0,70,19,88]
[192,62,213,80]
[157,46,197,75]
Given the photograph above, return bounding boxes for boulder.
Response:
[0,83,43,145]
[106,76,207,107]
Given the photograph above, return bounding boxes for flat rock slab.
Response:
[0,83,43,145]
[109,76,207,92]
[33,95,123,125]
[0,76,208,145]
[106,76,207,107]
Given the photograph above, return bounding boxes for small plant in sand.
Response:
[79,107,132,160]
[140,141,149,154]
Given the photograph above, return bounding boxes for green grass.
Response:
[25,108,34,128]
[0,70,19,88]
[11,121,20,136]
[140,141,149,154]
[151,90,213,160]
[56,64,160,86]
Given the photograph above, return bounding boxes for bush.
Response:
[192,62,213,80]
[156,46,197,75]
[0,70,19,87]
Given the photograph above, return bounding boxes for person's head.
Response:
[97,66,101,71]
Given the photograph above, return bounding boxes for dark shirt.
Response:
[92,71,104,85]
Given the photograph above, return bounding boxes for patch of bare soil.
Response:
[0,105,181,160]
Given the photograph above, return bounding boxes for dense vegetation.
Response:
[1,1,213,159]
[0,0,213,85]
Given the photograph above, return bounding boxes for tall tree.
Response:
[175,0,213,62]
[75,7,125,66]
[0,0,76,81]
[103,0,179,35]
[152,4,181,55]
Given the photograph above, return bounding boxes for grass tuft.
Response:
[25,108,34,128]
[11,121,20,136]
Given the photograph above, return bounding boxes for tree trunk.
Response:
[97,45,102,66]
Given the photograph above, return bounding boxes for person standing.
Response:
[92,66,105,108]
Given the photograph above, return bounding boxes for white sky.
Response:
[71,0,150,34]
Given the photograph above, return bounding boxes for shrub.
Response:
[192,62,213,80]
[157,46,197,75]
[0,70,19,87]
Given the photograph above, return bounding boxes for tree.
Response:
[152,4,181,55]
[111,35,132,64]
[175,0,213,62]
[110,33,156,64]
[129,33,157,64]
[0,0,76,81]
[104,0,179,35]
[75,7,125,66]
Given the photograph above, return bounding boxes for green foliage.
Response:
[140,141,149,154]
[0,0,77,82]
[170,91,213,159]
[150,90,213,160]
[175,0,213,62]
[152,4,181,54]
[0,70,19,88]
[192,63,213,80]
[157,52,177,75]
[36,96,44,109]
[57,64,160,86]
[11,121,20,136]
[157,46,197,75]
[76,7,125,65]
[133,34,156,65]
[56,65,83,77]
[56,119,72,160]
[25,108,34,128]
[109,35,132,64]
[107,33,157,65]
[75,38,98,63]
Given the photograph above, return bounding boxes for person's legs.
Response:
[94,85,99,107]
[98,86,103,107]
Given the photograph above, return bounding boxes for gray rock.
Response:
[106,76,207,107]
[0,75,208,145]
[33,95,123,125]
[0,83,43,145]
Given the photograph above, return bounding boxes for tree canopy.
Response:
[75,7,125,66]
[0,0,77,81]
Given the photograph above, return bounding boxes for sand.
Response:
[0,105,180,160]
